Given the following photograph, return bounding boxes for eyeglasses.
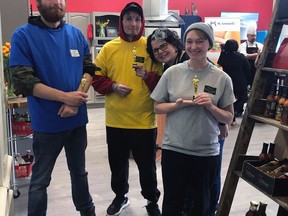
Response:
[152,43,168,55]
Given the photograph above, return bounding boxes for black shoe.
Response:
[106,196,130,216]
[146,203,161,216]
[80,206,96,216]
[235,111,243,117]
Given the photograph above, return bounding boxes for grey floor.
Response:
[12,106,280,216]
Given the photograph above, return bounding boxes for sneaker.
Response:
[80,206,96,216]
[145,202,161,216]
[106,196,130,216]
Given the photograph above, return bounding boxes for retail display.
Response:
[216,0,288,215]
[6,97,33,198]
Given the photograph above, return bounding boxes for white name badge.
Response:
[70,49,80,57]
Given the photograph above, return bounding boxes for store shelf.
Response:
[216,0,288,215]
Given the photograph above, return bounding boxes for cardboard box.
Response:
[242,160,288,196]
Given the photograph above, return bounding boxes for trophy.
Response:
[192,75,199,99]
[132,46,137,66]
[79,74,87,92]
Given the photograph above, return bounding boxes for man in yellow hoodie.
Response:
[92,2,163,216]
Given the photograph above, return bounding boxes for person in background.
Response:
[239,24,263,92]
[91,2,163,216]
[147,28,229,215]
[218,39,251,126]
[9,0,96,216]
[150,22,235,216]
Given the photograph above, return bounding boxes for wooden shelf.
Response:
[233,170,288,210]
[216,0,288,215]
[262,67,288,74]
[5,97,28,109]
[249,115,288,131]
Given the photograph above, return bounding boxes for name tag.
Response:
[70,49,80,57]
[204,85,216,95]
[135,56,144,63]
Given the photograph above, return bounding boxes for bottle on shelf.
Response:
[281,97,288,125]
[259,143,269,161]
[267,143,276,161]
[263,84,277,118]
[275,86,287,121]
[15,153,26,165]
[191,2,198,16]
[22,150,34,164]
[246,201,259,216]
[256,202,267,216]
[272,85,282,118]
[23,112,31,122]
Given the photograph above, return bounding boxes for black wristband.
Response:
[218,122,225,126]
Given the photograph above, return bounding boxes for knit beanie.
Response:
[183,22,214,49]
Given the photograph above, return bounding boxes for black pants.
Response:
[161,149,219,216]
[106,126,160,203]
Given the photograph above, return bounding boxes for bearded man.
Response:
[9,0,97,215]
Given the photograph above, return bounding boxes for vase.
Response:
[4,68,16,99]
[99,26,106,37]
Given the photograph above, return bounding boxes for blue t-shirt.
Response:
[9,22,90,133]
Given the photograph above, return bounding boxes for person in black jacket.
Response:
[218,39,251,125]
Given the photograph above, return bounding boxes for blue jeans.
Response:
[28,126,94,216]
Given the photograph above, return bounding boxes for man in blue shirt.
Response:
[9,0,97,215]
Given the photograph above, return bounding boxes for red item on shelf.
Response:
[272,38,288,69]
[14,163,33,178]
[12,121,33,135]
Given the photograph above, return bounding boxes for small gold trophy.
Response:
[79,74,87,92]
[132,46,137,66]
[192,75,199,99]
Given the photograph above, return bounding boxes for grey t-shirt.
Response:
[151,61,235,156]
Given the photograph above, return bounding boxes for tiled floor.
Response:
[13,107,280,215]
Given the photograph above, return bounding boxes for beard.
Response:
[38,3,66,23]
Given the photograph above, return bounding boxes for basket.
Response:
[12,121,33,135]
[14,163,33,178]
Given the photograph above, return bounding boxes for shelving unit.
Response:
[216,0,288,215]
[6,97,32,198]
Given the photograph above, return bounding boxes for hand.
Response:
[57,104,79,118]
[175,98,194,108]
[112,83,133,97]
[192,93,213,109]
[133,65,148,80]
[63,91,88,107]
[218,124,228,140]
